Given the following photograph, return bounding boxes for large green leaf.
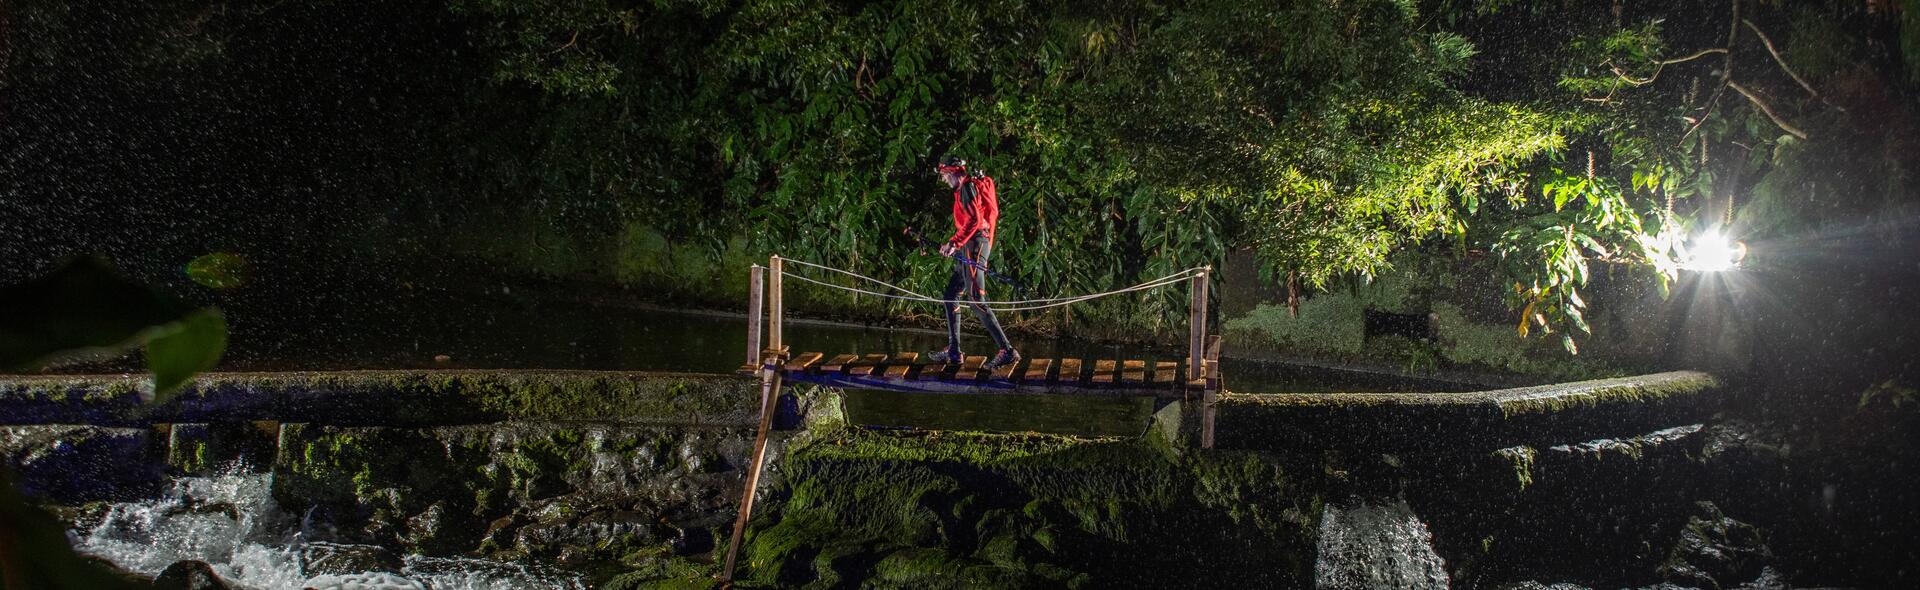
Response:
[145,309,228,402]
[0,257,226,398]
[0,257,192,369]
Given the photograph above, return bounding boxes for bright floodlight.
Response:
[1678,230,1746,272]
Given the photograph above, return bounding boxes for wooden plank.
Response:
[917,354,957,381]
[820,354,858,374]
[1092,359,1118,384]
[1022,358,1054,383]
[960,355,987,381]
[850,354,889,377]
[989,357,1020,381]
[1057,358,1084,385]
[1152,361,1178,385]
[1120,359,1146,384]
[784,352,825,373]
[883,352,919,379]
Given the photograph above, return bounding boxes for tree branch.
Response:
[1728,79,1810,139]
[1657,47,1728,65]
[1740,18,1818,98]
[549,30,580,54]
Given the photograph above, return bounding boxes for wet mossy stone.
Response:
[1214,371,1721,451]
[740,429,1316,588]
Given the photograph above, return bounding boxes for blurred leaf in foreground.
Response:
[0,256,226,400]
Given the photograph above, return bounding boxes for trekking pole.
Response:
[903,227,1031,296]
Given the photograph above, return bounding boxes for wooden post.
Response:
[1193,268,1214,449]
[721,347,787,582]
[1188,269,1209,383]
[746,265,764,367]
[1203,334,1221,450]
[769,256,784,353]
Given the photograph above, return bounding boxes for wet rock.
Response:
[1315,499,1449,590]
[479,513,523,553]
[1544,424,1703,462]
[401,501,460,554]
[514,502,658,558]
[301,542,403,575]
[1659,502,1772,590]
[152,560,231,590]
[0,425,161,502]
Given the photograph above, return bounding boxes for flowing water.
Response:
[75,469,584,590]
[1314,499,1451,590]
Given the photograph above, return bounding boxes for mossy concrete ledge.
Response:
[1212,371,1722,451]
[0,370,763,427]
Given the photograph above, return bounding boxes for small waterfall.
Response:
[74,470,585,590]
[1314,498,1450,590]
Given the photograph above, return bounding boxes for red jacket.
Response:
[948,176,999,246]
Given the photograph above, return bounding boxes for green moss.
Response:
[1491,371,1721,417]
[794,430,1116,466]
[737,428,1314,587]
[1492,445,1537,491]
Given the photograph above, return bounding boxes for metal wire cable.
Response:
[770,256,1204,312]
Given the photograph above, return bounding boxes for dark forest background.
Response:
[3,0,1918,410]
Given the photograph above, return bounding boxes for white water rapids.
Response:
[72,471,585,590]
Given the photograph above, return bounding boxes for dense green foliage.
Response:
[4,0,1916,351]
[387,0,1920,350]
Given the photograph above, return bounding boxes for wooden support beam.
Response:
[721,347,787,582]
[1189,270,1207,382]
[1204,335,1223,386]
[1202,335,1221,450]
[769,257,784,353]
[746,265,763,368]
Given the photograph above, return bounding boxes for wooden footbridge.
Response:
[723,255,1220,580]
[736,256,1222,397]
[734,344,1219,395]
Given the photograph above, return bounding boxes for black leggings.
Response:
[943,235,1012,353]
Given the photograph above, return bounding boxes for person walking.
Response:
[928,156,1020,371]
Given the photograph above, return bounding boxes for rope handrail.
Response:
[769,255,1204,312]
[776,257,937,300]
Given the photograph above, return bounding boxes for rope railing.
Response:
[768,255,1205,312]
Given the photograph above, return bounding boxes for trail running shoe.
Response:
[926,349,964,364]
[984,348,1021,371]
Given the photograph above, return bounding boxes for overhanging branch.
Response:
[1727,80,1810,139]
[1741,19,1818,98]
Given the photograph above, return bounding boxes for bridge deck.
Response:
[737,350,1217,396]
